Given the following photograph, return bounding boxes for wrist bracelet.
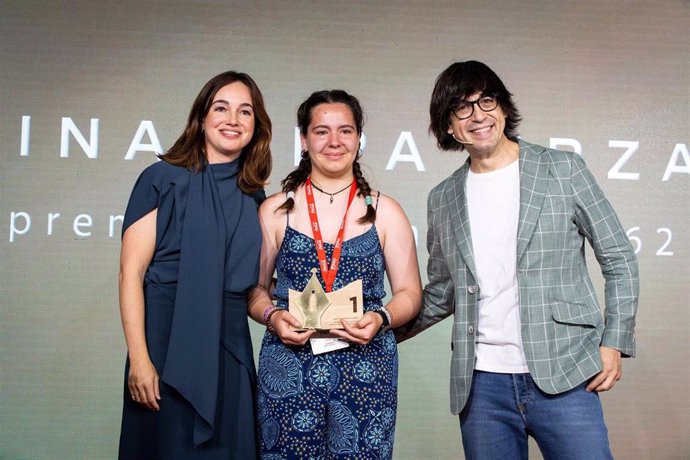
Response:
[374,309,390,334]
[262,305,276,323]
[263,306,279,333]
[267,308,283,334]
[382,306,393,327]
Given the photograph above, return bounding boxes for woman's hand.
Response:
[119,210,159,411]
[127,357,161,411]
[329,312,383,346]
[270,310,314,346]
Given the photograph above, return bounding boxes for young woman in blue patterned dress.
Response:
[248,90,422,459]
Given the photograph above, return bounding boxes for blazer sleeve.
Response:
[571,153,639,357]
[396,185,455,342]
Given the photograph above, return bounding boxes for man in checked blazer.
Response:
[397,61,639,459]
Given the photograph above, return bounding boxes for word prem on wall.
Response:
[7,209,677,259]
[8,212,124,243]
[6,211,421,247]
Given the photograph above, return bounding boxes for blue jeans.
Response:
[459,371,613,460]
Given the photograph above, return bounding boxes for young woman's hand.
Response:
[270,310,315,346]
[329,312,383,345]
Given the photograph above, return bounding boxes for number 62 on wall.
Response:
[626,227,674,256]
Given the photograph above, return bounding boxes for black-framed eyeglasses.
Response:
[452,94,499,120]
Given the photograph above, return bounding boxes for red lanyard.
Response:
[305,177,358,292]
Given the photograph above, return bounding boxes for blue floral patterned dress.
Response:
[257,217,398,460]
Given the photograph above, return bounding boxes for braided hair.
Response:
[278,90,376,224]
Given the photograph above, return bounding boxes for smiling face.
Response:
[301,102,360,181]
[203,81,255,163]
[447,91,508,157]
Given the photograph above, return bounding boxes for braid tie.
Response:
[277,154,375,224]
[352,160,376,224]
[277,153,312,214]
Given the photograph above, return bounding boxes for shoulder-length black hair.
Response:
[429,60,521,151]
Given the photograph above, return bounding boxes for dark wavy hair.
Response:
[278,90,376,224]
[161,71,272,193]
[429,60,521,151]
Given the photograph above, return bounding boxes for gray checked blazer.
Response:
[397,139,639,415]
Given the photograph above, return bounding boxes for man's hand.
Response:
[586,346,622,392]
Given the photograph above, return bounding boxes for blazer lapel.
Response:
[516,141,549,263]
[445,160,477,280]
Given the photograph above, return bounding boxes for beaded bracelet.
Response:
[264,305,282,334]
[262,305,276,323]
[263,306,280,333]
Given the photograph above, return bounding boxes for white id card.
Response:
[309,337,350,355]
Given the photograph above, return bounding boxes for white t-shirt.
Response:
[467,160,529,373]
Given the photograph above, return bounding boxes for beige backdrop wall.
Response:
[1,1,688,458]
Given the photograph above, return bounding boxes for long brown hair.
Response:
[162,71,272,193]
[278,90,375,224]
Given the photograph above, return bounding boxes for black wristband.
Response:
[373,310,390,333]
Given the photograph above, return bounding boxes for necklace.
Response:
[305,177,357,291]
[309,179,353,204]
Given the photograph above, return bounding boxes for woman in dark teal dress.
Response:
[248,90,422,459]
[118,71,272,459]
